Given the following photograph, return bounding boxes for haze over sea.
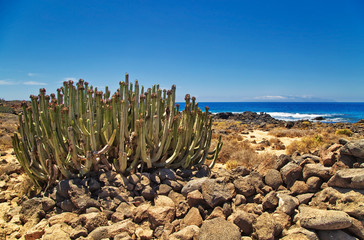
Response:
[177,102,364,123]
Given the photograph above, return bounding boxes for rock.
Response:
[187,190,204,207]
[80,212,109,232]
[310,187,364,219]
[272,211,291,231]
[296,193,314,205]
[40,197,55,212]
[253,212,281,240]
[115,202,135,218]
[20,198,44,224]
[328,168,364,189]
[262,191,278,211]
[206,206,225,220]
[233,176,255,197]
[148,196,176,229]
[198,217,241,240]
[133,203,150,223]
[157,184,173,195]
[340,139,364,159]
[282,226,319,240]
[88,219,137,239]
[227,210,256,235]
[290,181,309,195]
[280,162,302,188]
[276,193,299,215]
[234,194,247,206]
[201,179,235,208]
[306,176,322,192]
[183,207,203,227]
[317,230,357,240]
[299,206,353,230]
[275,154,292,170]
[264,169,283,190]
[347,218,364,240]
[24,218,48,240]
[48,212,80,226]
[303,163,331,181]
[70,226,88,239]
[170,225,200,240]
[181,177,208,196]
[158,168,177,181]
[135,227,154,240]
[42,223,73,240]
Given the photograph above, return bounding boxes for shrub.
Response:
[335,129,352,136]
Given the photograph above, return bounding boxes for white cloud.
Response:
[27,72,38,77]
[23,81,47,86]
[0,79,15,85]
[255,95,288,100]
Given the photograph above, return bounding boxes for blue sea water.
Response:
[177,102,364,123]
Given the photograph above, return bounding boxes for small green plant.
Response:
[12,74,223,188]
[335,129,352,136]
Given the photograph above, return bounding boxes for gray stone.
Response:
[264,169,283,189]
[280,162,302,188]
[181,177,208,196]
[303,163,332,181]
[276,193,299,215]
[328,168,364,189]
[198,217,241,240]
[262,191,278,211]
[227,210,256,235]
[201,179,235,208]
[299,206,353,230]
[317,230,357,240]
[340,139,364,159]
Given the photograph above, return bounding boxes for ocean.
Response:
[177,102,364,123]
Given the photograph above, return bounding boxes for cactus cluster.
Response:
[12,74,222,187]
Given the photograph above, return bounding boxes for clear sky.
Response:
[1,0,364,102]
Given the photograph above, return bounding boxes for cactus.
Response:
[12,74,223,187]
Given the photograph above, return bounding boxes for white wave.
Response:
[266,112,334,121]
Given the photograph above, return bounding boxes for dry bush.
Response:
[216,137,254,164]
[335,129,353,137]
[268,127,313,138]
[286,135,326,155]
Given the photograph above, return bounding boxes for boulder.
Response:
[290,181,309,195]
[183,207,203,227]
[282,226,319,240]
[234,176,255,197]
[264,169,283,190]
[262,191,278,211]
[317,230,357,240]
[340,139,364,159]
[253,212,281,240]
[280,162,302,188]
[41,223,73,240]
[299,206,353,230]
[170,225,200,240]
[227,210,256,235]
[181,177,208,196]
[328,168,364,189]
[148,196,176,228]
[80,212,109,232]
[302,164,331,181]
[276,193,299,215]
[198,217,241,240]
[201,179,235,208]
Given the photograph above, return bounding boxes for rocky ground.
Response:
[0,109,364,239]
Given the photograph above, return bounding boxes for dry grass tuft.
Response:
[268,127,313,138]
[335,129,353,137]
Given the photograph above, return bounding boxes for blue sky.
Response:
[1,1,364,102]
